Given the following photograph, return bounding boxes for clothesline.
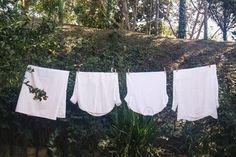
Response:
[77,63,214,73]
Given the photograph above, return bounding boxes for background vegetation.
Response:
[0,0,236,157]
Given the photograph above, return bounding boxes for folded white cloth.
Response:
[125,72,168,116]
[16,65,69,120]
[172,65,219,121]
[70,72,121,116]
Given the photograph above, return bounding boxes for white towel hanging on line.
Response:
[172,64,219,121]
[16,65,69,120]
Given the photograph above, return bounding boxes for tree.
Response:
[74,0,117,29]
[155,0,160,35]
[119,0,130,30]
[141,0,155,34]
[203,0,209,40]
[177,0,187,38]
[0,0,17,13]
[208,0,236,41]
[130,0,138,31]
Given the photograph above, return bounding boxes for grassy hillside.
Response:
[60,25,236,71]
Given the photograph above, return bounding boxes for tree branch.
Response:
[210,27,221,39]
[190,0,204,14]
[190,10,201,39]
[196,18,204,39]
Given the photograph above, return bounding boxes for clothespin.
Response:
[111,59,117,73]
[164,67,166,72]
[78,64,83,71]
[111,68,117,73]
[128,68,130,74]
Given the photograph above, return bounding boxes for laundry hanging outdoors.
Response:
[125,71,168,116]
[15,65,69,120]
[70,71,121,116]
[2,3,236,156]
[16,64,220,121]
[172,65,219,121]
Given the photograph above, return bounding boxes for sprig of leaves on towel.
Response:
[24,67,48,101]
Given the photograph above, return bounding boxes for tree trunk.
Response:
[146,0,153,35]
[223,6,227,41]
[177,0,187,38]
[155,0,160,35]
[149,0,154,35]
[132,0,138,31]
[223,27,227,41]
[203,0,208,40]
[120,0,130,30]
[58,0,64,25]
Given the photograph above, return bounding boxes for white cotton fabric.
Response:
[16,65,69,120]
[70,72,121,116]
[125,72,168,116]
[172,65,219,121]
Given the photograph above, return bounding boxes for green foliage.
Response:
[74,0,116,29]
[159,20,174,37]
[0,2,62,154]
[105,107,161,157]
[36,0,65,23]
[23,67,48,101]
[0,9,59,88]
[24,81,48,101]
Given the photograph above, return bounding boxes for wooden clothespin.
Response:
[78,64,83,72]
[111,68,117,73]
